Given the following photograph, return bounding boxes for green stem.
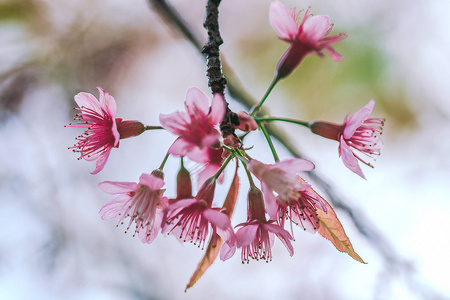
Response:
[250,76,280,116]
[144,125,164,131]
[159,152,170,170]
[213,154,233,179]
[241,160,255,187]
[254,117,309,127]
[258,122,280,162]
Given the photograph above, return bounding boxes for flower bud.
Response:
[235,112,258,132]
[117,120,145,139]
[176,164,192,200]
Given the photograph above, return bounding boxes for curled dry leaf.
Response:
[316,196,366,263]
[185,161,240,291]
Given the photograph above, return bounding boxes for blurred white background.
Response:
[1,0,449,299]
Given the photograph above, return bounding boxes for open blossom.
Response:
[162,178,235,259]
[67,87,145,174]
[308,100,384,179]
[248,158,327,232]
[159,87,225,163]
[223,186,294,263]
[269,1,347,79]
[98,171,167,244]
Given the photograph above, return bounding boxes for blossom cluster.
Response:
[67,1,384,288]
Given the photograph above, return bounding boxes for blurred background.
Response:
[1,0,449,299]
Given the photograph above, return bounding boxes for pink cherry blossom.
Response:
[159,87,226,163]
[308,100,385,179]
[98,172,167,244]
[162,178,235,259]
[269,1,347,79]
[222,186,293,263]
[67,87,145,174]
[248,158,327,232]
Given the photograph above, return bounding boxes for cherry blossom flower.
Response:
[67,87,145,174]
[223,186,294,263]
[269,1,347,79]
[162,178,235,258]
[159,87,226,163]
[248,158,327,232]
[98,171,167,244]
[308,99,384,179]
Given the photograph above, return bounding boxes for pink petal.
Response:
[324,46,343,61]
[186,146,210,163]
[74,92,103,114]
[97,87,117,118]
[210,93,226,124]
[219,242,236,261]
[91,148,112,175]
[98,194,131,220]
[201,132,221,148]
[261,182,278,220]
[168,138,194,157]
[203,209,232,230]
[247,159,268,180]
[198,164,221,188]
[159,111,189,135]
[98,181,137,194]
[139,173,164,191]
[236,224,259,248]
[185,87,210,117]
[339,137,366,179]
[263,223,294,256]
[138,209,163,244]
[343,100,375,139]
[269,1,298,41]
[302,15,331,43]
[270,158,315,174]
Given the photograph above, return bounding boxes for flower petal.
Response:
[139,173,165,191]
[343,100,376,139]
[74,92,102,115]
[185,87,210,117]
[269,1,298,41]
[261,182,278,220]
[219,242,236,261]
[98,181,138,194]
[302,15,331,43]
[98,194,131,220]
[236,224,259,248]
[97,87,117,118]
[168,138,194,157]
[263,223,294,256]
[210,93,226,124]
[270,158,315,174]
[339,136,366,179]
[91,148,112,175]
[159,111,189,135]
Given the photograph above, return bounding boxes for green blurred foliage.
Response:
[0,0,38,22]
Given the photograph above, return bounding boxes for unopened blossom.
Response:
[223,186,294,263]
[308,99,384,179]
[159,87,225,163]
[67,87,145,174]
[269,1,347,79]
[98,171,167,244]
[162,178,235,259]
[235,112,258,132]
[248,158,327,232]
